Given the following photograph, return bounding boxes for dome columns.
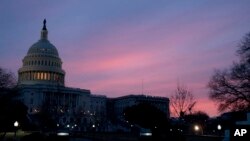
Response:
[18,71,64,85]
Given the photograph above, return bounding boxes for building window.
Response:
[50,73,52,81]
[37,72,40,80]
[33,72,36,80]
[44,72,47,80]
[30,72,33,80]
[54,74,58,81]
[28,72,30,80]
[34,72,37,80]
[41,72,44,80]
[47,73,50,80]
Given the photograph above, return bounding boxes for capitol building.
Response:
[17,20,169,131]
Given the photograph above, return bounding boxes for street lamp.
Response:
[194,125,200,131]
[194,124,203,135]
[217,124,222,135]
[217,124,222,130]
[14,121,19,127]
[14,121,19,140]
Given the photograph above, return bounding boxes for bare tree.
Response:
[0,67,16,89]
[170,83,196,117]
[208,33,250,113]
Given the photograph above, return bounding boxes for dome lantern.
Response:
[41,19,48,40]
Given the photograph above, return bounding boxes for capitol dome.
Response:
[18,19,65,86]
[27,39,59,56]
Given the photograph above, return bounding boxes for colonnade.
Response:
[19,71,64,84]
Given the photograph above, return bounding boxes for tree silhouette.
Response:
[0,67,16,90]
[170,83,196,117]
[208,33,250,112]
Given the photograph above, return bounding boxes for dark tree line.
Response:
[0,67,28,139]
[123,103,169,130]
[0,67,16,89]
[208,33,250,112]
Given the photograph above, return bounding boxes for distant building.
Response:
[112,95,169,121]
[17,20,169,132]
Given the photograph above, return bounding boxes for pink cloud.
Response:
[194,98,219,117]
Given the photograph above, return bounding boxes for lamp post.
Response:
[14,121,19,140]
[217,124,222,135]
[92,124,95,132]
[217,124,222,130]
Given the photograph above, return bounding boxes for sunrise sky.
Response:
[1,0,250,117]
